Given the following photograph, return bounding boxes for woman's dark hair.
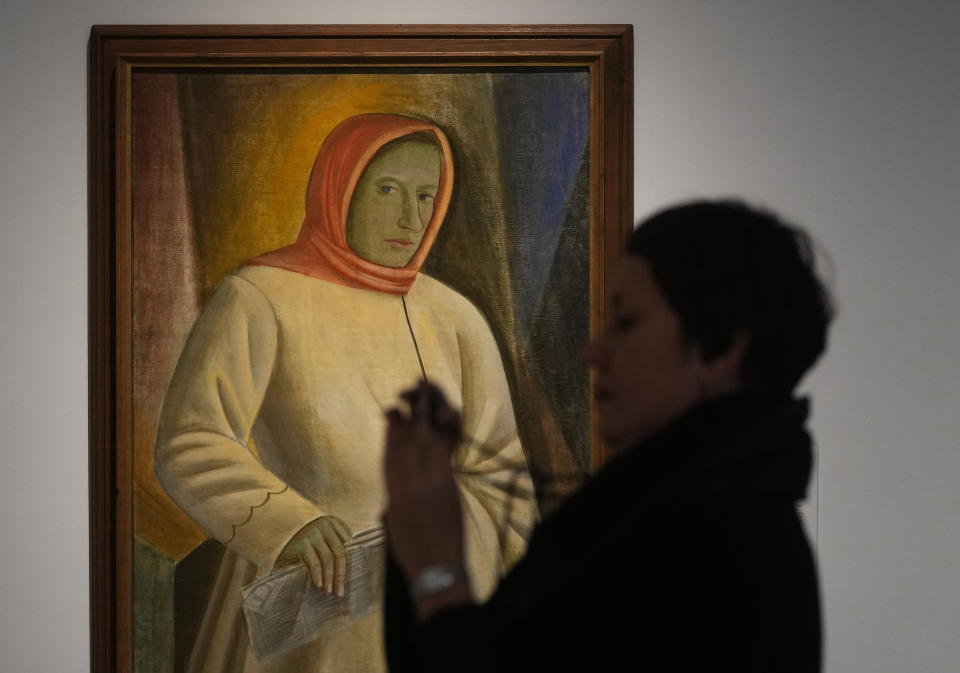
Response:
[627,200,834,394]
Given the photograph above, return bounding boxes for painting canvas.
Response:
[89,25,632,673]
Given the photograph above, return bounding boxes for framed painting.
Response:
[89,24,632,673]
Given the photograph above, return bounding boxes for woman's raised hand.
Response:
[383,382,466,590]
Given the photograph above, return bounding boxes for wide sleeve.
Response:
[155,275,324,570]
[453,310,539,600]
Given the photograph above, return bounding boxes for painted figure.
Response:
[156,114,537,673]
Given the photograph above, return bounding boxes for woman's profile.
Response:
[155,113,537,673]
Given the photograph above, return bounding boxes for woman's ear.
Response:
[698,329,751,398]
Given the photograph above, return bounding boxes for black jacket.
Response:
[386,393,821,672]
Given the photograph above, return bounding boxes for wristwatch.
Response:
[410,563,466,600]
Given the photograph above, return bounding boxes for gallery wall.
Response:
[1,1,957,671]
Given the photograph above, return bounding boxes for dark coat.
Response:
[385,393,822,672]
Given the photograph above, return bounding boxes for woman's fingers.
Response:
[399,381,436,426]
[276,517,353,597]
[395,383,461,441]
[326,516,352,542]
[316,519,349,597]
[307,527,337,594]
[298,540,325,590]
[434,401,462,440]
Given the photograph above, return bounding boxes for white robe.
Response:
[156,265,537,673]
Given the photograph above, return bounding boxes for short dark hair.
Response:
[627,200,833,393]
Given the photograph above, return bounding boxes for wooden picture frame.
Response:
[89,24,632,673]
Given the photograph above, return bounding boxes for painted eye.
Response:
[418,193,435,202]
[378,185,396,195]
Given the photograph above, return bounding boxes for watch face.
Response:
[413,564,465,599]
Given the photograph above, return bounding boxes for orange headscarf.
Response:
[248,113,454,295]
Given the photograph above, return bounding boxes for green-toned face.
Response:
[346,138,442,268]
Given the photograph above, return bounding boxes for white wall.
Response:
[1,1,957,671]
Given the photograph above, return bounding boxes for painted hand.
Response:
[275,515,352,596]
